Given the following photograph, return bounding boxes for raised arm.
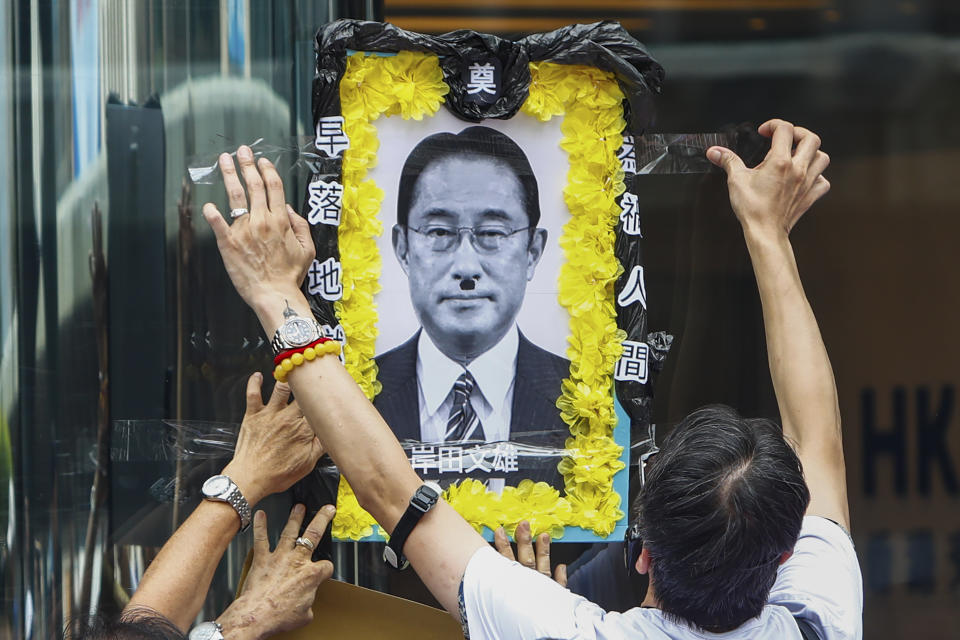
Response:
[707,119,849,530]
[125,373,324,631]
[202,147,487,619]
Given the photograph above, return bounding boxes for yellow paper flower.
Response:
[330,56,629,538]
[380,51,449,120]
[332,476,379,539]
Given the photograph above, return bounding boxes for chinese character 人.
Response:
[617,265,647,309]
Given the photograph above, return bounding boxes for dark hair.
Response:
[634,404,810,632]
[66,608,185,640]
[396,126,541,228]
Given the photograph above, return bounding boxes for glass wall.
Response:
[0,1,377,637]
[3,1,958,638]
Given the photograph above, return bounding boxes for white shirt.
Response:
[415,325,518,444]
[461,516,863,640]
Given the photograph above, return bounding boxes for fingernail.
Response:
[707,148,721,164]
[219,152,230,162]
[324,504,336,515]
[294,503,305,514]
[253,372,262,381]
[238,146,251,159]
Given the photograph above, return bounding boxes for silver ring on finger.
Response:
[230,208,249,219]
[295,536,315,552]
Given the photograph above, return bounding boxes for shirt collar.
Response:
[417,326,519,417]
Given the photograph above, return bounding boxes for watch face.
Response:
[189,622,222,640]
[280,318,316,347]
[202,475,230,497]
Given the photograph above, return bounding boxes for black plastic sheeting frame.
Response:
[296,19,672,515]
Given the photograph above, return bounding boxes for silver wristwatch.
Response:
[201,475,251,531]
[271,303,322,355]
[188,621,224,640]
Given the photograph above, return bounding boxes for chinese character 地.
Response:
[619,192,642,236]
[466,62,497,95]
[617,265,647,309]
[307,179,343,226]
[618,135,637,174]
[315,116,350,158]
[614,340,650,384]
[307,257,343,301]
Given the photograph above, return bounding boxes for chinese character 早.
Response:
[614,340,650,385]
[617,265,647,310]
[307,179,344,226]
[619,192,642,236]
[307,257,343,301]
[315,116,350,158]
[466,62,497,95]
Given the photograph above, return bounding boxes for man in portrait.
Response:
[373,126,570,488]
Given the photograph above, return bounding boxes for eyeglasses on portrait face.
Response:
[405,224,531,254]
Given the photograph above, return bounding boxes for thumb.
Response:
[202,202,230,243]
[287,205,315,252]
[706,146,746,175]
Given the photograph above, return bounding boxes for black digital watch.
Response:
[383,484,440,570]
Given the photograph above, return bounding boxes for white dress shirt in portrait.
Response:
[416,325,518,445]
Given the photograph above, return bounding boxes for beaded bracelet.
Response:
[273,337,336,367]
[273,339,341,382]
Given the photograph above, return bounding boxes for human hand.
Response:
[202,146,314,320]
[216,504,336,640]
[494,520,567,586]
[222,373,324,506]
[706,119,830,239]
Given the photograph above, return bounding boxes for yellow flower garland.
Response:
[331,53,626,539]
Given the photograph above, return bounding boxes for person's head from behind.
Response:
[392,126,547,361]
[66,609,185,640]
[633,404,810,632]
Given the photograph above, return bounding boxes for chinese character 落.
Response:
[466,63,496,95]
[307,179,343,226]
[617,265,647,309]
[618,135,637,174]
[315,116,349,158]
[439,446,464,473]
[491,443,519,473]
[410,445,437,474]
[619,192,642,236]
[614,340,649,385]
[307,257,343,301]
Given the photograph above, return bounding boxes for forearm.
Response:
[126,501,241,630]
[744,228,841,446]
[253,289,421,531]
[253,290,486,616]
[744,227,849,526]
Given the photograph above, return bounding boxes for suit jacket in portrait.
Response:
[373,330,571,487]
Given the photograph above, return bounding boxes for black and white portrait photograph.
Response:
[368,110,572,490]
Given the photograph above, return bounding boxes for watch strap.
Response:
[383,485,440,570]
[224,484,252,531]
